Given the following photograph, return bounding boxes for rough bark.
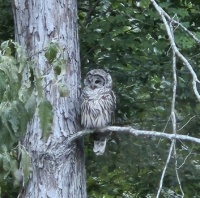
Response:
[13,0,86,197]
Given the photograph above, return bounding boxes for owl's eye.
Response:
[95,80,101,84]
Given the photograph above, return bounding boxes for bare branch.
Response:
[177,116,196,131]
[177,148,194,169]
[156,140,175,198]
[66,126,200,145]
[174,142,184,197]
[161,9,200,45]
[157,22,181,196]
[171,27,177,137]
[150,0,200,101]
[171,22,184,197]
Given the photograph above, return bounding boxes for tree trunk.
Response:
[13,0,86,197]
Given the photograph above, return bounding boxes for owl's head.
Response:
[84,69,112,90]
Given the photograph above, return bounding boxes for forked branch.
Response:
[150,0,200,101]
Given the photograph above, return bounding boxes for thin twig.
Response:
[177,148,193,169]
[162,10,200,45]
[173,143,184,197]
[177,116,196,131]
[156,116,171,148]
[156,140,175,198]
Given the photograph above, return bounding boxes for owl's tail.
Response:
[93,138,107,155]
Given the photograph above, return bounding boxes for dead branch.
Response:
[157,140,175,198]
[150,0,200,101]
[157,21,180,197]
[66,126,200,145]
[159,5,200,45]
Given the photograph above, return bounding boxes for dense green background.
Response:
[1,0,200,197]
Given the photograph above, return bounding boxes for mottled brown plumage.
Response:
[81,69,116,155]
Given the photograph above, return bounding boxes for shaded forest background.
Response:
[1,0,200,197]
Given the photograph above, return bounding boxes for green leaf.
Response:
[53,59,66,75]
[0,102,19,134]
[15,43,27,74]
[25,91,37,116]
[2,151,11,172]
[53,61,62,75]
[10,159,22,186]
[139,0,150,9]
[18,85,29,103]
[38,99,53,140]
[20,147,31,185]
[16,101,30,136]
[58,82,70,97]
[45,43,59,63]
[35,77,43,98]
[0,56,18,83]
[13,169,22,187]
[1,40,13,56]
[0,70,7,101]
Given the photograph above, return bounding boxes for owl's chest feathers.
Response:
[81,89,114,129]
[83,87,108,99]
[83,93,112,113]
[82,89,113,108]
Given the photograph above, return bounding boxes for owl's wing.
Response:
[93,90,116,155]
[110,90,116,124]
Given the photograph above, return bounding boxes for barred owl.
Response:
[81,69,116,155]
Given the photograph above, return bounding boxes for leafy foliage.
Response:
[78,0,200,197]
[45,42,67,76]
[0,41,33,148]
[2,0,200,197]
[0,35,71,195]
[0,146,19,197]
[0,40,60,196]
[0,40,35,195]
[0,0,14,43]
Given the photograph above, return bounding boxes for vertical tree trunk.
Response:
[13,0,86,197]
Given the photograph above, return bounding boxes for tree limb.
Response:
[66,126,200,145]
[157,22,179,197]
[157,140,175,198]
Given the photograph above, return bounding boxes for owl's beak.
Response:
[91,85,96,90]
